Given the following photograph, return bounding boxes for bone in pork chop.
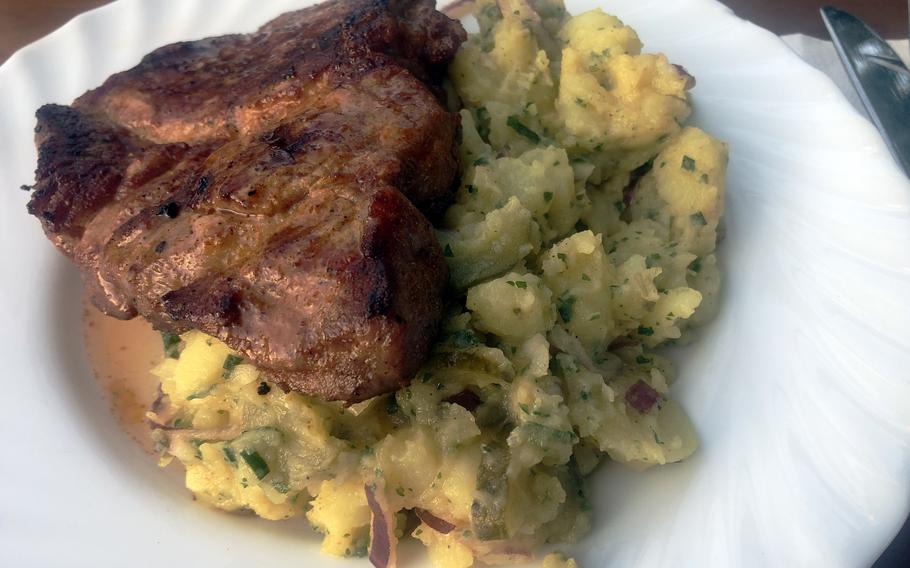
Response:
[26,0,466,403]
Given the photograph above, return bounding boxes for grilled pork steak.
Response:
[27,0,466,403]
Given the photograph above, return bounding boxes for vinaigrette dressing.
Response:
[82,302,162,454]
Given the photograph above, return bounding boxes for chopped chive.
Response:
[681,156,696,171]
[172,416,191,429]
[544,191,554,202]
[635,355,651,364]
[637,326,654,336]
[186,386,214,401]
[473,157,489,166]
[691,212,707,226]
[581,273,591,281]
[506,115,541,144]
[443,244,455,257]
[223,446,237,465]
[514,280,528,289]
[240,450,270,480]
[689,257,703,273]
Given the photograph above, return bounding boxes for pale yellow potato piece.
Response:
[467,272,555,341]
[307,478,372,556]
[438,197,541,289]
[168,330,232,401]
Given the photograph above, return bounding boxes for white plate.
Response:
[2,1,910,566]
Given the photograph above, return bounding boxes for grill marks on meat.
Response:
[27,0,466,403]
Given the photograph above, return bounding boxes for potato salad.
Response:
[148,1,728,566]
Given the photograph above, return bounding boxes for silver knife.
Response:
[821,6,910,176]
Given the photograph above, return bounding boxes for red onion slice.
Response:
[414,508,456,534]
[624,379,660,414]
[365,484,398,568]
[444,389,482,412]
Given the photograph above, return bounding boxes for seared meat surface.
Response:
[27,0,466,403]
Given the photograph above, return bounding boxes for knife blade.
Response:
[821,6,910,177]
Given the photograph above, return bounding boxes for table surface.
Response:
[1,0,908,566]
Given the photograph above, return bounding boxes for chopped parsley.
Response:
[691,211,707,226]
[557,294,576,323]
[544,191,554,202]
[451,329,480,348]
[222,354,243,379]
[475,107,491,142]
[645,253,661,268]
[386,395,400,415]
[637,326,655,336]
[443,244,455,257]
[581,273,591,281]
[161,332,181,359]
[689,257,703,273]
[635,355,652,365]
[506,115,541,144]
